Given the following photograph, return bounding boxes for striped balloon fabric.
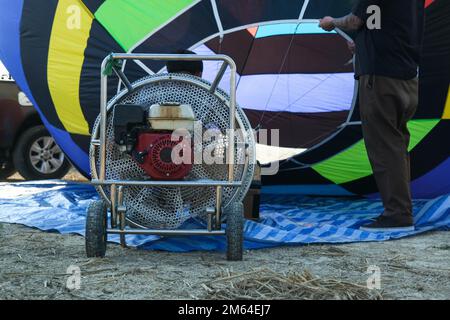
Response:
[0,0,448,198]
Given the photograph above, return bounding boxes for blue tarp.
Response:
[0,181,449,252]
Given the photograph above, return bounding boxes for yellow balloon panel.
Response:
[47,0,93,135]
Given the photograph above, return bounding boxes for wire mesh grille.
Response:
[90,74,255,229]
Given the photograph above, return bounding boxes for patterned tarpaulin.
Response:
[0,181,448,252]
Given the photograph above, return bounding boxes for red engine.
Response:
[133,132,192,180]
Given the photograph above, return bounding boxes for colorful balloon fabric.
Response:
[0,0,448,198]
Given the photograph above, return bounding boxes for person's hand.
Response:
[319,16,335,31]
[347,41,356,55]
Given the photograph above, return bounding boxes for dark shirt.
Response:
[352,0,425,80]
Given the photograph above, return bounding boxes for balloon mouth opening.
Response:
[186,22,357,165]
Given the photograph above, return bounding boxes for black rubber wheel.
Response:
[85,200,108,258]
[12,125,71,180]
[225,202,244,261]
[0,160,16,180]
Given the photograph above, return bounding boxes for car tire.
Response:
[12,125,71,180]
[0,160,16,180]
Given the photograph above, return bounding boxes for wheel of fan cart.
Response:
[225,201,244,261]
[85,200,108,258]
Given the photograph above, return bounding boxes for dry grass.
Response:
[201,268,383,300]
[6,168,87,182]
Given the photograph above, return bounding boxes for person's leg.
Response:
[359,75,418,231]
[399,79,419,191]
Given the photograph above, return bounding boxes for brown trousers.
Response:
[359,75,418,223]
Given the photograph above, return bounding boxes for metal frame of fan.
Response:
[85,53,256,261]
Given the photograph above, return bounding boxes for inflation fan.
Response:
[86,53,256,261]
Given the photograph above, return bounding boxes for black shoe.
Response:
[360,215,414,232]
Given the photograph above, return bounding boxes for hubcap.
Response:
[29,136,65,174]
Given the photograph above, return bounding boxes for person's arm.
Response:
[319,0,381,32]
[319,14,364,32]
[334,14,364,31]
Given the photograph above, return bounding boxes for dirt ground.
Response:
[1,170,449,300]
[0,223,449,300]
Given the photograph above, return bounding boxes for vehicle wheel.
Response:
[85,200,108,258]
[0,160,16,180]
[12,125,71,180]
[225,202,244,261]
